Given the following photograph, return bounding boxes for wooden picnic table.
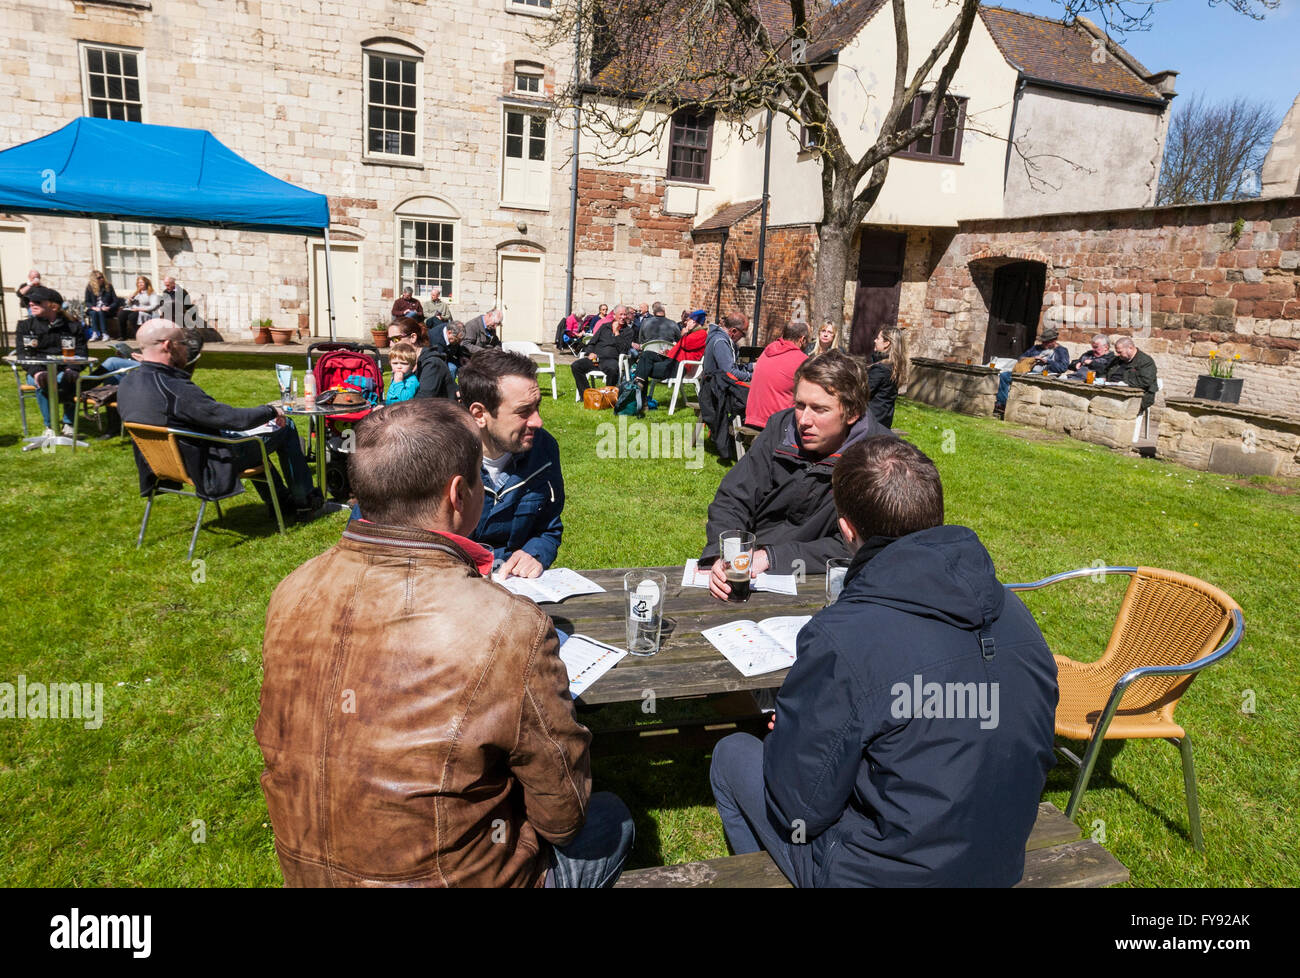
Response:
[540,565,827,708]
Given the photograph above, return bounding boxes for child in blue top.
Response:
[386,342,420,404]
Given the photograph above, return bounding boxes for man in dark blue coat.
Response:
[460,349,564,578]
[709,436,1058,886]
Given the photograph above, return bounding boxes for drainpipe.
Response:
[752,107,774,346]
[715,228,729,323]
[1003,75,1026,193]
[563,0,582,324]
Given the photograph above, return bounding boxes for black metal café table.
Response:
[280,401,356,514]
[17,354,98,452]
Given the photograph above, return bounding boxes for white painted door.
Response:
[312,241,362,340]
[0,224,32,342]
[499,254,544,345]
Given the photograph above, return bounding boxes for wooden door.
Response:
[0,223,32,344]
[849,229,906,356]
[312,242,361,340]
[982,261,1046,361]
[499,253,544,344]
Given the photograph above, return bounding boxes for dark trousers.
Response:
[634,351,680,385]
[709,733,802,885]
[229,423,315,508]
[571,357,615,396]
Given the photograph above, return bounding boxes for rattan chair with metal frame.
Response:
[71,363,136,449]
[6,354,40,437]
[1007,565,1244,851]
[125,422,286,561]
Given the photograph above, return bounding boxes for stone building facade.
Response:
[0,0,577,345]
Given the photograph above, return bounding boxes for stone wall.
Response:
[1157,398,1300,477]
[906,358,999,417]
[1005,374,1146,450]
[572,168,693,315]
[919,195,1300,416]
[689,214,817,341]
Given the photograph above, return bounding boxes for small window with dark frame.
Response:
[893,91,967,163]
[737,259,756,288]
[668,110,713,184]
[799,83,830,151]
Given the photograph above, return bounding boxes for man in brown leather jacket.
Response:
[256,398,633,887]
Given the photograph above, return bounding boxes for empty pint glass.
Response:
[625,571,666,656]
[719,530,756,603]
[826,558,851,605]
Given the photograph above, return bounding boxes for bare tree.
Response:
[540,0,1281,330]
[1157,93,1280,205]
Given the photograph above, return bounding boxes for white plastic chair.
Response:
[1132,377,1165,442]
[502,341,557,399]
[666,359,704,415]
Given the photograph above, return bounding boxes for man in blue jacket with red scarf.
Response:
[709,436,1058,886]
[459,349,564,578]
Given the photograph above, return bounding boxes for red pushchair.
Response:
[306,342,384,501]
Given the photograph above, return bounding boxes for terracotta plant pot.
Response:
[371,330,390,349]
[269,328,295,346]
[252,326,271,345]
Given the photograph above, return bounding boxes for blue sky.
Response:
[1002,0,1299,120]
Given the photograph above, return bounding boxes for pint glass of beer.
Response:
[719,531,756,603]
[61,337,76,361]
[1085,370,1096,385]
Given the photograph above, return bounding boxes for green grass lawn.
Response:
[1,352,1296,886]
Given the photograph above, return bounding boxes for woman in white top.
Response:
[118,275,163,339]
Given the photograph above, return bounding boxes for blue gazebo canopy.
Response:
[0,117,330,236]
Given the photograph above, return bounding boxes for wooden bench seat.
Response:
[615,802,1129,888]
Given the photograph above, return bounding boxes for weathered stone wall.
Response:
[689,214,817,342]
[1157,398,1300,477]
[1005,374,1146,450]
[573,168,693,316]
[920,195,1300,415]
[906,358,999,417]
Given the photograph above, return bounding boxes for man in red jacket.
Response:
[633,309,708,394]
[745,321,810,429]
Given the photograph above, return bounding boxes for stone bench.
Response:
[907,357,999,417]
[1157,397,1300,477]
[1005,374,1147,449]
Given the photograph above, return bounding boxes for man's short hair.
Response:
[652,302,665,316]
[457,349,538,415]
[723,312,747,333]
[781,320,810,343]
[833,436,944,540]
[794,350,870,421]
[1091,333,1109,348]
[1116,336,1136,352]
[447,320,465,339]
[349,399,481,526]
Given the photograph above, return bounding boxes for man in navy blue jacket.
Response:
[709,436,1058,886]
[459,349,564,578]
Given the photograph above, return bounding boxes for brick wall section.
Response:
[919,196,1300,413]
[689,212,818,343]
[575,168,693,255]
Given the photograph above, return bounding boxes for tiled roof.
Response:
[979,6,1165,101]
[694,198,764,232]
[805,0,887,62]
[588,3,1168,106]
